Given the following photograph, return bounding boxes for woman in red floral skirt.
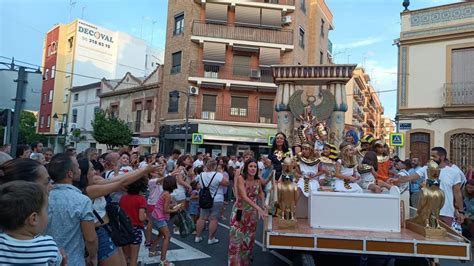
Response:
[228,159,267,266]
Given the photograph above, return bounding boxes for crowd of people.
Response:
[0,134,473,265]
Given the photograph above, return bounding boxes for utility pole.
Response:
[10,67,27,158]
[184,91,190,153]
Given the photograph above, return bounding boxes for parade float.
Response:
[262,65,471,265]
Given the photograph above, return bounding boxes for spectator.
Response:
[31,141,44,153]
[16,144,31,159]
[0,181,64,265]
[408,157,423,207]
[390,147,464,226]
[0,158,50,189]
[166,149,181,174]
[171,155,193,207]
[447,159,467,186]
[257,155,265,171]
[118,152,134,175]
[103,152,120,180]
[228,155,237,169]
[84,147,98,162]
[43,147,54,163]
[195,159,229,244]
[139,154,152,169]
[193,152,204,168]
[228,159,266,265]
[466,165,473,182]
[344,129,359,146]
[0,144,11,154]
[0,151,12,166]
[30,152,46,165]
[463,179,474,239]
[46,153,98,266]
[65,146,77,156]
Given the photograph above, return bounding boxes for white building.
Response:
[397,1,474,168]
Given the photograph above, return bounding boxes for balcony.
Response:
[192,20,294,47]
[195,0,295,8]
[189,61,276,89]
[444,83,474,112]
[191,104,276,124]
[353,88,365,106]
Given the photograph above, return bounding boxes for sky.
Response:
[0,0,462,120]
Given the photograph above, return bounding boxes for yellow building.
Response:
[397,1,474,167]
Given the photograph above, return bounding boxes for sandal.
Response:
[160,260,174,266]
[148,250,161,257]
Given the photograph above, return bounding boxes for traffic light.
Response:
[0,109,13,127]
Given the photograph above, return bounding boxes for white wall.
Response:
[70,88,99,132]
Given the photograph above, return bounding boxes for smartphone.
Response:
[236,209,243,221]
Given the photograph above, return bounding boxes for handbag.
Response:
[93,204,135,247]
[174,210,195,238]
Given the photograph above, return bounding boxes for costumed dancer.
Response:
[357,151,390,193]
[314,123,329,156]
[318,143,339,190]
[373,140,393,187]
[335,142,363,193]
[296,141,322,198]
[268,132,292,181]
[357,134,375,164]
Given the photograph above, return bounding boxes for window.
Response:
[231,96,248,116]
[50,42,57,55]
[320,51,324,64]
[96,89,101,97]
[233,55,251,77]
[68,36,74,51]
[48,90,53,103]
[63,91,69,103]
[171,51,182,74]
[51,65,55,79]
[168,92,179,113]
[320,19,325,37]
[299,27,305,49]
[202,94,217,120]
[72,109,78,123]
[44,69,49,80]
[259,99,273,123]
[110,104,119,117]
[42,93,47,104]
[301,0,306,13]
[174,13,184,35]
[146,100,153,123]
[47,115,51,128]
[135,102,142,132]
[40,116,44,128]
[73,93,79,102]
[451,48,474,105]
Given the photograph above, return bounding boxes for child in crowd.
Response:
[189,180,200,224]
[357,151,383,193]
[335,142,363,193]
[150,175,182,266]
[463,179,474,239]
[119,177,148,266]
[119,152,134,175]
[145,172,165,247]
[0,181,65,265]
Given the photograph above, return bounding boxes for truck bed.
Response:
[265,217,471,261]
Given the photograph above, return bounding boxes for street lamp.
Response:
[52,113,68,136]
[170,90,191,153]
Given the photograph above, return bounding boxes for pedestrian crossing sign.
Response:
[268,136,275,146]
[192,133,204,144]
[390,133,404,147]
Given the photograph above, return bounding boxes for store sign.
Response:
[78,21,115,49]
[192,133,204,145]
[390,133,404,147]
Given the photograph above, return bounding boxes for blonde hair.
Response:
[339,142,357,167]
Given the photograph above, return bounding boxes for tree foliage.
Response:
[0,110,45,146]
[91,110,132,149]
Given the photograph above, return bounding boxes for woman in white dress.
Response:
[296,141,322,197]
[335,142,363,193]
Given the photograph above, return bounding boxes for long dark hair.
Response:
[0,158,44,185]
[74,158,90,192]
[176,154,192,168]
[362,151,378,172]
[242,159,259,180]
[271,132,290,153]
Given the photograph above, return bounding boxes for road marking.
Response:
[218,222,292,266]
[138,229,210,265]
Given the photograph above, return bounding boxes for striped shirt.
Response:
[0,232,62,265]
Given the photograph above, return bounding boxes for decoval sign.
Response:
[78,21,115,49]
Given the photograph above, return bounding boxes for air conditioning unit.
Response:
[189,86,199,95]
[250,69,261,78]
[282,16,292,25]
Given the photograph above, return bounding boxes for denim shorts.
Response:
[96,226,118,260]
[152,219,169,230]
[200,201,223,220]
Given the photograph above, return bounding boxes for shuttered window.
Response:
[261,8,281,27]
[259,48,280,66]
[206,3,228,22]
[452,48,474,84]
[259,99,273,123]
[203,42,226,63]
[202,95,217,112]
[171,51,182,74]
[235,6,260,25]
[233,55,251,77]
[231,96,248,116]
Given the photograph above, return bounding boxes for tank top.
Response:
[152,193,170,221]
[92,196,107,223]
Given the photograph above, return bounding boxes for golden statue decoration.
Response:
[406,160,446,239]
[294,105,329,154]
[275,157,298,229]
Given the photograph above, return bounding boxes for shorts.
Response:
[131,226,144,245]
[152,219,169,230]
[200,201,223,220]
[96,226,118,260]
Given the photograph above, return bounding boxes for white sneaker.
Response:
[194,236,203,243]
[208,238,219,245]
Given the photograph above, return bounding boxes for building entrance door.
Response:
[410,133,430,166]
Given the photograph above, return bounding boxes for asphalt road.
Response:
[139,204,472,266]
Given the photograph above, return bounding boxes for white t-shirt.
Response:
[416,165,461,218]
[235,161,244,169]
[398,169,410,192]
[119,166,134,175]
[451,164,467,185]
[214,186,226,203]
[139,161,148,169]
[197,171,224,200]
[258,161,265,171]
[193,159,204,168]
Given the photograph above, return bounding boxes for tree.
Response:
[91,110,132,149]
[0,110,45,146]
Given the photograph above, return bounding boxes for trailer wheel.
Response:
[295,252,316,266]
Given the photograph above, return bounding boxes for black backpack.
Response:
[94,203,135,247]
[198,172,218,209]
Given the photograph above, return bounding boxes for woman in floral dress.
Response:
[228,159,267,266]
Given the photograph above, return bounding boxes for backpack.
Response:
[94,204,135,247]
[198,172,218,209]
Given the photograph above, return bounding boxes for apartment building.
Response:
[160,0,334,156]
[344,67,385,139]
[397,1,474,168]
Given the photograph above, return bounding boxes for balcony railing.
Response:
[254,0,295,4]
[190,104,276,124]
[444,83,474,107]
[192,20,294,45]
[189,61,274,83]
